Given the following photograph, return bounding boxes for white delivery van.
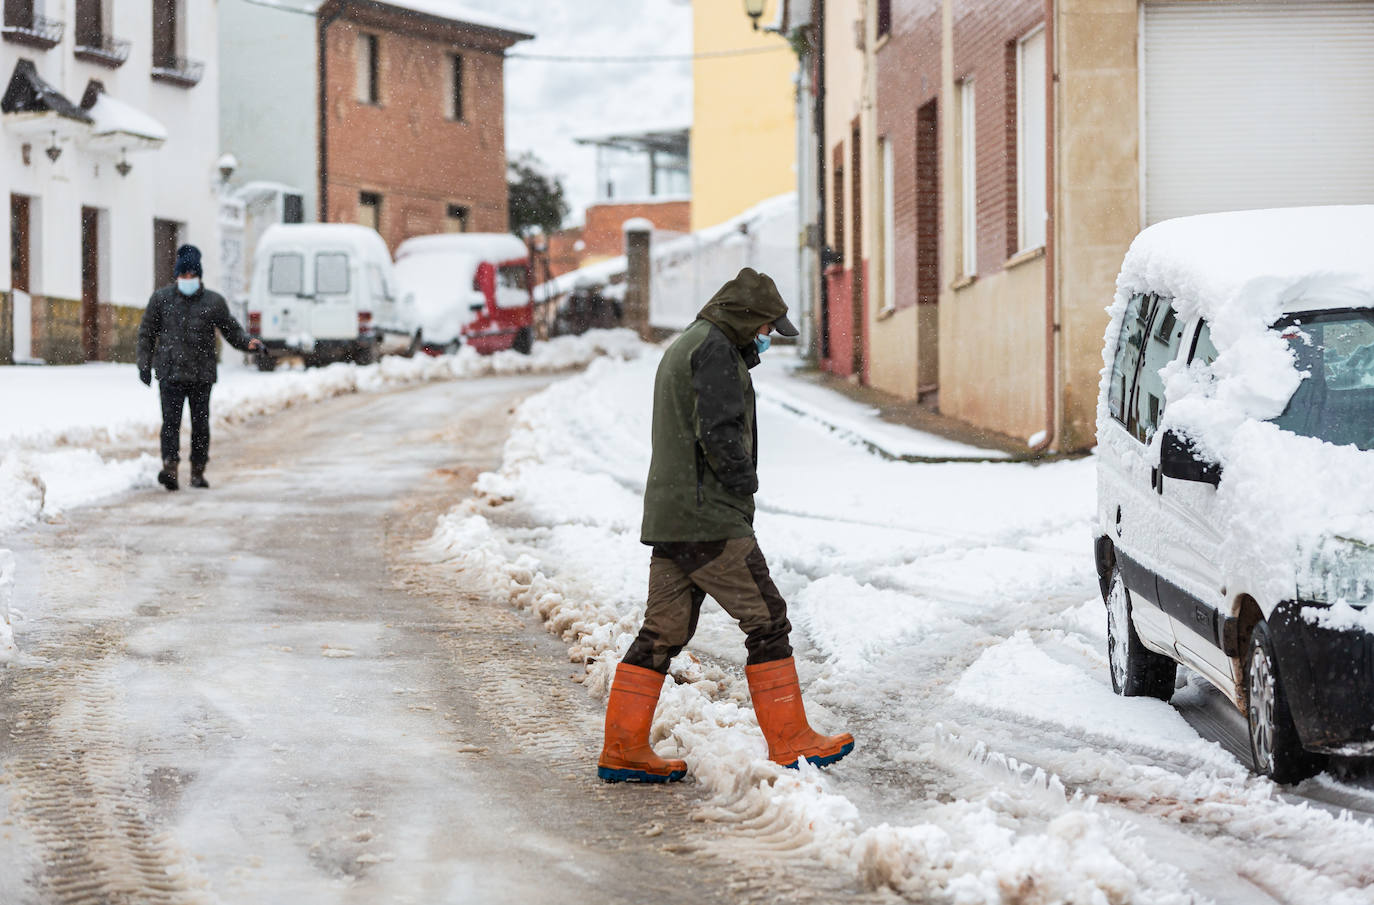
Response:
[247,224,418,369]
[1096,205,1374,783]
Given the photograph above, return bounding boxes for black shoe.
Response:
[190,465,209,489]
[158,461,179,492]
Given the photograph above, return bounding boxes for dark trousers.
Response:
[623,537,793,674]
[159,381,213,466]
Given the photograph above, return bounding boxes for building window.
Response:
[151,0,182,68]
[876,0,891,39]
[958,77,977,277]
[356,33,380,105]
[879,137,894,312]
[1016,26,1047,253]
[446,54,463,121]
[445,204,469,232]
[358,191,381,231]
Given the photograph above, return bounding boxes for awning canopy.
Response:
[1,59,92,138]
[81,80,166,153]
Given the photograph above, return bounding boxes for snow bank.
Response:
[411,350,1235,900]
[0,549,14,665]
[1099,206,1374,606]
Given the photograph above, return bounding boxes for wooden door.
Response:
[850,119,864,378]
[151,0,175,66]
[915,99,940,401]
[75,0,101,46]
[10,195,29,293]
[153,219,179,289]
[81,206,100,361]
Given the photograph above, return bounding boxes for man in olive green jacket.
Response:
[598,267,855,783]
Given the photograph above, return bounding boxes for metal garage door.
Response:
[1143,1,1374,224]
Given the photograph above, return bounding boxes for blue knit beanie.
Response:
[175,244,203,278]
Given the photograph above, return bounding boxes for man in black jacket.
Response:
[137,245,261,491]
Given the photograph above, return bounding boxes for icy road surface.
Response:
[417,353,1374,905]
[0,374,875,905]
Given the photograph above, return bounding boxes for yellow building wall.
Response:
[692,1,798,231]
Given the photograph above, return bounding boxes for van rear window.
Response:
[269,254,304,295]
[316,253,350,295]
[498,264,528,291]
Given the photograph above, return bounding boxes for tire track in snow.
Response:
[0,627,207,905]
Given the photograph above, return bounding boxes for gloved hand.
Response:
[139,367,152,386]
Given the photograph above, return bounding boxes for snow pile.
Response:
[411,350,1240,900]
[0,549,14,664]
[0,329,647,539]
[1100,205,1374,605]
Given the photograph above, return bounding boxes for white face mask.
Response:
[177,277,201,296]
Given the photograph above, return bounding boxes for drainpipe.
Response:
[1032,0,1057,454]
[814,0,829,361]
[318,1,345,222]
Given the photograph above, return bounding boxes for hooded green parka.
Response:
[640,268,792,543]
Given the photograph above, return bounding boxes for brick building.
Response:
[220,0,530,260]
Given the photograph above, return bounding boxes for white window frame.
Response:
[1016,25,1047,253]
[880,137,895,313]
[959,77,977,278]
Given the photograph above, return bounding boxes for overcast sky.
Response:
[453,0,694,224]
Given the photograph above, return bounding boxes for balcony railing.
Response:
[2,15,64,50]
[150,55,204,88]
[74,35,131,68]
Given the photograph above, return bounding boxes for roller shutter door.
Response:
[1143,1,1374,224]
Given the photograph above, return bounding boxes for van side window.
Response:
[1189,320,1219,367]
[1132,298,1186,443]
[269,253,303,295]
[1108,293,1154,425]
[316,253,350,295]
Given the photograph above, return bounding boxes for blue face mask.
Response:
[754,333,772,355]
[177,278,201,296]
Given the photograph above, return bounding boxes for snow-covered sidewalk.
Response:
[418,348,1374,903]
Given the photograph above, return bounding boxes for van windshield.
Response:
[1272,309,1374,450]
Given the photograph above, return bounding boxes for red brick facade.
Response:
[317,1,529,253]
[582,200,691,260]
[875,0,943,312]
[952,0,1044,276]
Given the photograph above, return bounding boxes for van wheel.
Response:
[404,331,422,358]
[352,341,378,366]
[255,354,277,372]
[1246,621,1324,783]
[1105,562,1176,700]
[513,326,533,355]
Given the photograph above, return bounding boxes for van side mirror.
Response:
[1159,429,1222,486]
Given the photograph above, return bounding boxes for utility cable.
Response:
[508,45,790,63]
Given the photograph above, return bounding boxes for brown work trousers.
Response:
[622,537,793,674]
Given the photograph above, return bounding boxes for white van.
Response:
[1096,206,1374,783]
[247,224,418,369]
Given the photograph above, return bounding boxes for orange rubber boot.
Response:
[746,657,855,769]
[597,663,687,783]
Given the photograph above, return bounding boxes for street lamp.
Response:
[743,0,765,30]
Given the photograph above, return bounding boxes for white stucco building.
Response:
[1,0,222,363]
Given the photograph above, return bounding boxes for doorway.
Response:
[81,206,101,361]
[153,218,181,290]
[850,119,864,380]
[915,98,940,406]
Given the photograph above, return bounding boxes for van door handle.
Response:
[1151,466,1163,495]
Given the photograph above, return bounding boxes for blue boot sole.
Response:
[597,766,687,783]
[784,740,855,770]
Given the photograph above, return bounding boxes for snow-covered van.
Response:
[393,233,534,356]
[247,224,418,370]
[1096,206,1374,782]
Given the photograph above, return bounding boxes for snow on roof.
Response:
[257,223,391,258]
[1118,205,1374,329]
[395,232,528,264]
[366,0,532,39]
[87,92,167,142]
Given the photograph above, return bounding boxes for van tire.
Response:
[1246,621,1324,783]
[255,354,278,373]
[1105,563,1176,700]
[352,341,378,366]
[513,326,534,355]
[404,331,422,358]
